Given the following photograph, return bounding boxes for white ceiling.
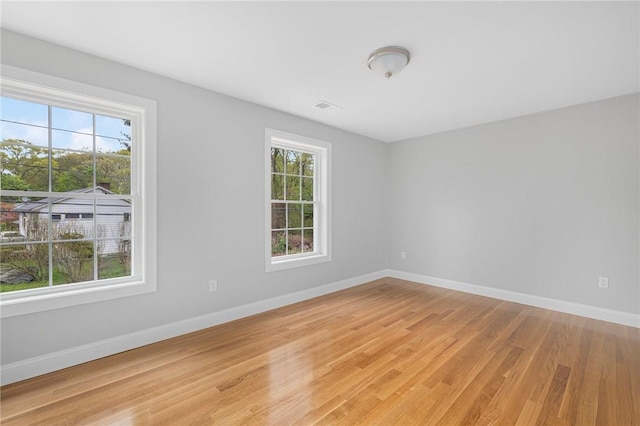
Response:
[1,1,638,142]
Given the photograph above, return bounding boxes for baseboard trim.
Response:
[0,270,386,386]
[4,269,637,385]
[386,269,640,328]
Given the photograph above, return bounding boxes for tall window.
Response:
[265,129,331,271]
[0,66,156,317]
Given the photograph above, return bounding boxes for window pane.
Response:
[52,129,92,152]
[271,148,284,173]
[96,115,131,154]
[1,97,49,156]
[0,241,49,292]
[52,106,93,134]
[97,198,131,243]
[52,239,94,285]
[271,203,286,230]
[286,150,300,175]
[97,134,127,154]
[96,153,131,195]
[3,196,49,242]
[1,140,50,191]
[302,177,313,201]
[285,175,300,201]
[1,97,48,127]
[303,204,314,227]
[98,239,131,279]
[302,229,314,253]
[0,121,48,148]
[52,150,93,192]
[271,174,284,200]
[271,230,286,257]
[287,203,302,228]
[53,198,95,240]
[288,230,302,255]
[301,153,314,176]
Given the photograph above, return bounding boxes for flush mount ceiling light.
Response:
[367,46,411,79]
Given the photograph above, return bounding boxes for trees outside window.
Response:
[265,129,331,272]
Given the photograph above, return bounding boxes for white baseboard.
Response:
[386,269,640,328]
[0,270,387,386]
[4,269,637,386]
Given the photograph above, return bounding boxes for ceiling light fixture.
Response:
[367,46,411,79]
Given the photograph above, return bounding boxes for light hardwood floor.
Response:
[1,278,638,425]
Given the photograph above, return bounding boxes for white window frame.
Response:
[0,65,157,318]
[265,128,331,272]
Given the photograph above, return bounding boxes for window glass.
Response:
[0,95,134,294]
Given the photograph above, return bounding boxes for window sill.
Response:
[266,253,331,272]
[0,279,156,318]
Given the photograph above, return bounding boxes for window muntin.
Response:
[0,65,156,317]
[265,129,331,271]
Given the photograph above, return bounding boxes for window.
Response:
[265,128,331,271]
[62,213,92,220]
[0,65,157,317]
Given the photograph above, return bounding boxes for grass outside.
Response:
[0,256,130,292]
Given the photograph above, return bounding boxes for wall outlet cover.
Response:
[598,277,609,288]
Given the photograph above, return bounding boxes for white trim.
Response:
[265,128,331,271]
[0,65,157,317]
[3,268,637,385]
[0,269,386,385]
[386,269,640,328]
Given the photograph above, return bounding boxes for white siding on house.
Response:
[18,190,131,254]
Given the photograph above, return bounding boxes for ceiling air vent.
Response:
[314,100,343,111]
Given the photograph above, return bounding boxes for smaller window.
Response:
[81,213,93,219]
[123,212,130,222]
[51,214,62,222]
[66,213,80,219]
[265,128,331,271]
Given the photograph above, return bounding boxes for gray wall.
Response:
[0,30,390,364]
[389,94,639,314]
[1,29,638,369]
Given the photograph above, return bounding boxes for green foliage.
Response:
[53,151,93,192]
[0,256,130,292]
[0,140,49,191]
[54,232,94,283]
[0,242,48,282]
[0,173,29,191]
[272,232,286,256]
[0,281,48,293]
[270,148,314,202]
[1,139,131,194]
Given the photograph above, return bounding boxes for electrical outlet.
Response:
[400,251,407,260]
[209,279,218,292]
[598,276,608,289]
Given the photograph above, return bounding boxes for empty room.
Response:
[0,1,638,425]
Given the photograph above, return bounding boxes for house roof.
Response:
[12,186,129,212]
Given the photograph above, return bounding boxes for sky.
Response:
[0,96,130,154]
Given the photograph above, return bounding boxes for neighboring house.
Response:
[12,186,131,254]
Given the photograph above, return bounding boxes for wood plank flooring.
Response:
[1,278,639,425]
